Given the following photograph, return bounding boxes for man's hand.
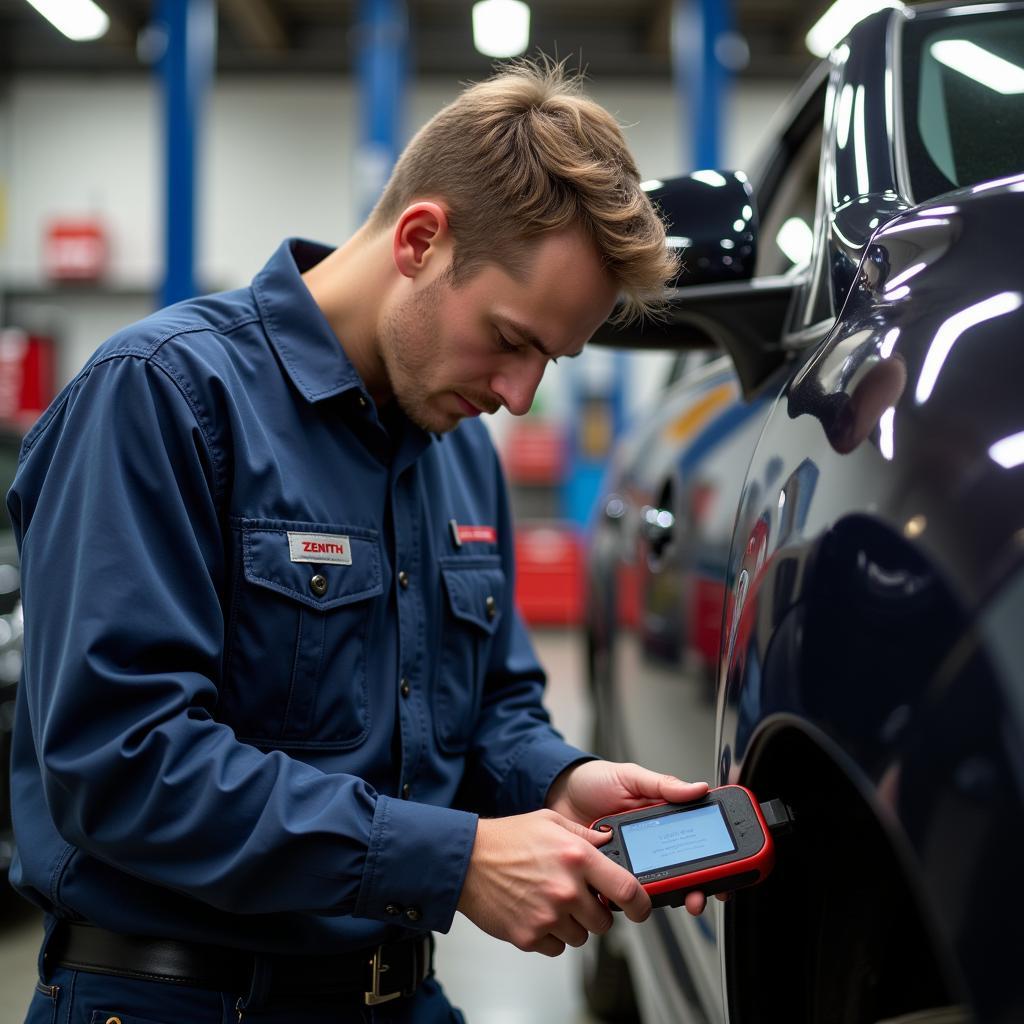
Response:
[546,759,715,917]
[457,809,650,957]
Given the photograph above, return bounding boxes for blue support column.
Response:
[673,0,733,170]
[563,350,629,528]
[355,0,408,219]
[157,0,215,309]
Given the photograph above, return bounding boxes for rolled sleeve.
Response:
[356,797,479,933]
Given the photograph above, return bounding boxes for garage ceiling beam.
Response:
[219,0,289,50]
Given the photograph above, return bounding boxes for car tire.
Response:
[581,927,641,1023]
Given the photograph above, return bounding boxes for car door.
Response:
[605,84,827,1018]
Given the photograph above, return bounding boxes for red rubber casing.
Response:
[590,785,775,908]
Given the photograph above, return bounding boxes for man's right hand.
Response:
[456,809,651,957]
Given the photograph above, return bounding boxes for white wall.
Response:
[0,71,794,392]
[0,82,12,305]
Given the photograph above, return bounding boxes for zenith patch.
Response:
[287,532,352,565]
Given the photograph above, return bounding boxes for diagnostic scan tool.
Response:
[591,785,791,910]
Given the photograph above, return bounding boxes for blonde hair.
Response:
[367,59,678,322]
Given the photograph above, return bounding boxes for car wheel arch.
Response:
[725,718,970,1024]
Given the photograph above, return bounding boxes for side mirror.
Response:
[594,170,795,398]
[650,170,758,285]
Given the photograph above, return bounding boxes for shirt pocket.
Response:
[223,517,383,748]
[434,556,506,754]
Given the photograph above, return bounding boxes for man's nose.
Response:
[491,356,547,416]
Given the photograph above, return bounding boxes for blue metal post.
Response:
[355,0,408,219]
[673,0,733,170]
[563,350,629,528]
[157,0,215,309]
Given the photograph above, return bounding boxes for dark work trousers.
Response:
[24,921,467,1024]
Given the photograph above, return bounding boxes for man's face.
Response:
[378,228,620,434]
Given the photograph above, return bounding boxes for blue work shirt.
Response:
[7,238,590,954]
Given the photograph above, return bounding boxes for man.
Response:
[10,62,708,1023]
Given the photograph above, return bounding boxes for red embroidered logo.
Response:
[457,525,497,544]
[302,540,347,555]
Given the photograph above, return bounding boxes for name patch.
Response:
[287,532,352,565]
[456,525,497,545]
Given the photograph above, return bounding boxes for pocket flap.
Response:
[240,518,383,610]
[440,557,506,634]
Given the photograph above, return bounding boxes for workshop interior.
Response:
[1,1,1023,1022]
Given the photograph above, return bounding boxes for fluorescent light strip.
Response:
[885,262,926,291]
[24,0,109,42]
[836,83,854,149]
[806,0,903,59]
[989,430,1024,469]
[879,407,896,460]
[931,39,1024,95]
[916,291,1022,404]
[853,85,870,196]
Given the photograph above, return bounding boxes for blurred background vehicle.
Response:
[583,3,1024,1022]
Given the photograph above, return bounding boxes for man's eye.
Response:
[496,333,518,353]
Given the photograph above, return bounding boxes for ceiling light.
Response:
[23,0,109,42]
[473,0,530,59]
[806,0,902,59]
[931,40,1024,95]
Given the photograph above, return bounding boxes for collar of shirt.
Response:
[252,237,441,464]
[252,237,368,406]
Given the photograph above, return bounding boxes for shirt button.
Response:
[385,904,402,916]
[485,595,497,620]
[358,395,368,408]
[405,906,422,923]
[398,570,409,589]
[310,574,328,597]
[401,783,411,799]
[400,678,411,698]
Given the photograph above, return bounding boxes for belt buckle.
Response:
[364,946,402,1006]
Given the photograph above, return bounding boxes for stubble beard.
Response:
[378,278,461,435]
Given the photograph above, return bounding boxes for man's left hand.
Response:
[545,760,713,917]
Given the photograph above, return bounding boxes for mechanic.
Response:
[9,62,710,1024]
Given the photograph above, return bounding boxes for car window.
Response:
[753,121,824,279]
[902,10,1024,202]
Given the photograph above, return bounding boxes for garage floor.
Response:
[0,630,602,1024]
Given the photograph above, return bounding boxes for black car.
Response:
[583,4,1024,1023]
[0,427,23,881]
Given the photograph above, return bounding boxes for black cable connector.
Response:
[759,798,796,836]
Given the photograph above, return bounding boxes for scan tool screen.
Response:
[620,805,736,873]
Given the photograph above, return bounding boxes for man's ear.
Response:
[392,202,451,280]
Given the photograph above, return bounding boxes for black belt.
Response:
[50,922,433,1006]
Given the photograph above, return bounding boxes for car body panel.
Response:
[585,3,1024,1022]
